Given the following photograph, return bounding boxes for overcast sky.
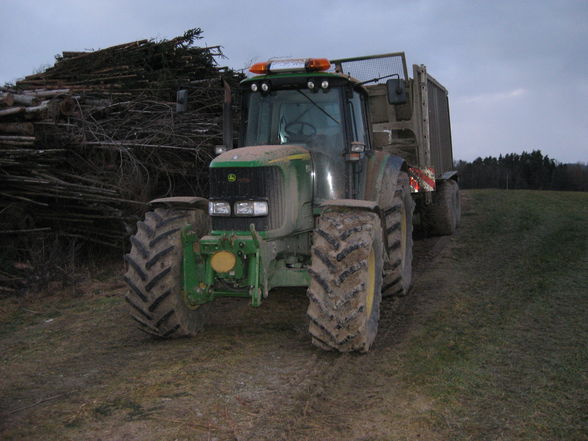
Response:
[1,0,586,163]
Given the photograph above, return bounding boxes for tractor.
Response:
[124,53,459,352]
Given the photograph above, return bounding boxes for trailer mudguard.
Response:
[438,170,458,182]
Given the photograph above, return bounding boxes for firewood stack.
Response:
[0,28,242,291]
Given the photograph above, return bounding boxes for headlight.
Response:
[234,201,268,216]
[351,141,365,152]
[209,201,231,216]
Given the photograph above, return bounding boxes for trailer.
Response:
[332,53,460,234]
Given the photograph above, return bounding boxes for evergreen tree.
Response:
[455,150,587,191]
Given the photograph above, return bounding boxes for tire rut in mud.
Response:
[236,234,451,440]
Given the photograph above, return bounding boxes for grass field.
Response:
[0,189,586,440]
[396,190,588,440]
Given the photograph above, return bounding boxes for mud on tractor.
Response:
[124,53,460,352]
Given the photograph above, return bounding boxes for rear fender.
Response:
[363,151,407,203]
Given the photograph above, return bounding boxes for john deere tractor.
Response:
[124,53,453,353]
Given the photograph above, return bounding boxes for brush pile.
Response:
[0,28,242,292]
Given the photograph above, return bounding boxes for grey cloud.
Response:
[0,0,585,162]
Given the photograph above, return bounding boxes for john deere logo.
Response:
[227,173,237,182]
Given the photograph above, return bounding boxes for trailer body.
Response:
[331,53,455,196]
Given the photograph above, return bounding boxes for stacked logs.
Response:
[0,29,242,292]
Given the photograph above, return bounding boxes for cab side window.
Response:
[347,91,369,148]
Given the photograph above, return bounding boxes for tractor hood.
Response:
[208,144,314,239]
[210,145,310,168]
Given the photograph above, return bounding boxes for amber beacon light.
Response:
[249,58,331,74]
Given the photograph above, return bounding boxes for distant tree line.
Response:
[455,150,588,191]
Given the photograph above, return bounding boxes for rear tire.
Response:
[382,171,414,297]
[124,208,210,338]
[307,210,384,353]
[423,179,460,235]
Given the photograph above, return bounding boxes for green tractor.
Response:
[124,53,458,352]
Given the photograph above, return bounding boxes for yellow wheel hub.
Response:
[210,250,237,273]
[366,247,376,317]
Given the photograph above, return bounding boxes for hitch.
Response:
[181,227,266,307]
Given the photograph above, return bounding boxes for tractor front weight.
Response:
[181,226,264,307]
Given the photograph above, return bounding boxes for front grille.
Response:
[209,166,284,231]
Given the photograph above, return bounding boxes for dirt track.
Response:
[0,233,453,441]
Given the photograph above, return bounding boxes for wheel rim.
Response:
[366,247,376,317]
[400,200,407,271]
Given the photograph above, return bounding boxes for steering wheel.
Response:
[285,121,317,138]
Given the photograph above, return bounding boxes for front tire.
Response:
[124,208,210,338]
[306,210,384,353]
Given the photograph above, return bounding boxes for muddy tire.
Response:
[423,179,460,235]
[307,210,384,353]
[124,208,210,338]
[382,171,414,297]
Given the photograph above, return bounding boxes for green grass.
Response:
[399,190,588,440]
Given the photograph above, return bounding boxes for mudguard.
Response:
[149,196,209,210]
[320,199,379,212]
[438,170,458,182]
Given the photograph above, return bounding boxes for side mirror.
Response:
[386,78,407,105]
[176,89,188,113]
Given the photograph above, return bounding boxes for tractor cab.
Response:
[235,58,371,201]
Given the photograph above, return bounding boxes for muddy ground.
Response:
[1,212,458,441]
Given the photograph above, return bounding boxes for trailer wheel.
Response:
[124,208,211,338]
[453,181,462,228]
[307,210,383,353]
[382,171,414,297]
[423,179,459,235]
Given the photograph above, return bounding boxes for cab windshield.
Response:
[241,86,348,201]
[242,88,345,153]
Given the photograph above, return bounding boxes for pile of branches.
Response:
[0,28,242,293]
[16,28,222,100]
